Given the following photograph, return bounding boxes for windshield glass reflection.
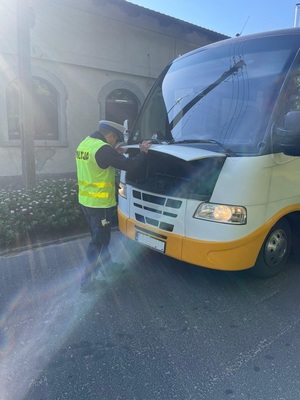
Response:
[131,35,297,155]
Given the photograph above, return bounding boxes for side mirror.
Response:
[123,119,130,144]
[275,111,300,156]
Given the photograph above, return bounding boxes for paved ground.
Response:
[1,230,300,400]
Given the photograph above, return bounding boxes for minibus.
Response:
[118,28,300,278]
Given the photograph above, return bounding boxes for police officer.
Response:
[76,120,151,292]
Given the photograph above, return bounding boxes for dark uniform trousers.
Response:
[81,205,113,285]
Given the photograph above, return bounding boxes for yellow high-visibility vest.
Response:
[76,137,116,208]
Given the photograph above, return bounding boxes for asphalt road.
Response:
[1,230,300,400]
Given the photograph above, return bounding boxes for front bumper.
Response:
[118,209,266,271]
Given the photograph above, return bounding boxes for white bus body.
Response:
[118,28,300,277]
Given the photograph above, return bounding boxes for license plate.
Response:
[135,232,165,253]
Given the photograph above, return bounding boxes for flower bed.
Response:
[0,179,87,249]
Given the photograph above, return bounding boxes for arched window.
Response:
[33,78,59,140]
[6,79,21,140]
[6,77,59,141]
[105,89,138,126]
[3,69,67,146]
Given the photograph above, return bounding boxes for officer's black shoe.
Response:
[106,262,125,277]
[80,279,107,293]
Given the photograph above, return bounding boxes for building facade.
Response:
[0,0,228,185]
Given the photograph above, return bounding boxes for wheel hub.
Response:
[264,228,288,267]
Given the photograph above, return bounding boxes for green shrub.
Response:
[0,179,87,248]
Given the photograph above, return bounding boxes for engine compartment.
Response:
[126,150,225,201]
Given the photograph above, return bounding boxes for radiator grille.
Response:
[132,189,183,233]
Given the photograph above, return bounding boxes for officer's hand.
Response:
[139,140,152,154]
[115,142,127,154]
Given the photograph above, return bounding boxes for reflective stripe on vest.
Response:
[76,137,116,207]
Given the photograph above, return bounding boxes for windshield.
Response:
[130,33,299,155]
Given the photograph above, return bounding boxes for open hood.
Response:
[124,144,226,162]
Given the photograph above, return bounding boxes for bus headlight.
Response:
[194,203,247,224]
[118,182,127,199]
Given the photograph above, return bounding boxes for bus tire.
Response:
[251,218,292,278]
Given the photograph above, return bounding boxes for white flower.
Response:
[10,210,15,214]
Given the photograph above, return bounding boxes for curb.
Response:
[0,233,90,257]
[0,226,120,257]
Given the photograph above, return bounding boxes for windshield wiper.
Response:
[172,139,236,156]
[168,59,246,131]
[142,132,174,144]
